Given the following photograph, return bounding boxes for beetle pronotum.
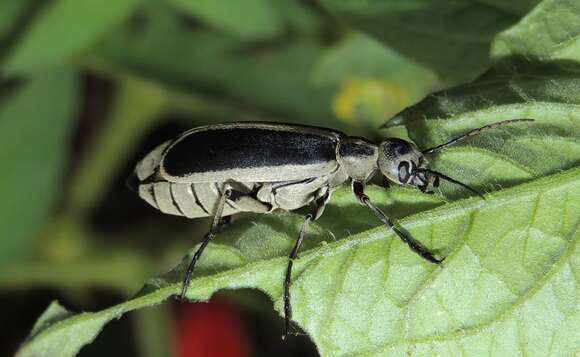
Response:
[129,118,532,337]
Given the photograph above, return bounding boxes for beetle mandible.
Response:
[129,119,532,337]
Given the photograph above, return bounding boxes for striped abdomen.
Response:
[138,181,243,218]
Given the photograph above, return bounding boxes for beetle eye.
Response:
[398,161,411,183]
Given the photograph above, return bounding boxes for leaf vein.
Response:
[349,218,579,355]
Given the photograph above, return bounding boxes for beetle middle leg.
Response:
[179,187,273,299]
[419,174,438,194]
[283,189,330,339]
[352,181,443,264]
[179,186,232,300]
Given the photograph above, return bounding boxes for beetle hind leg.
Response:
[283,189,330,339]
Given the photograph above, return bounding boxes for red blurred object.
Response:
[174,298,251,357]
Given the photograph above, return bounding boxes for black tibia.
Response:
[179,187,232,300]
[283,191,329,339]
[422,118,534,155]
[352,181,443,264]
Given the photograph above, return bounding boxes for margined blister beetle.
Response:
[129,118,533,338]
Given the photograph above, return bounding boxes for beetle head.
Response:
[377,138,434,189]
[378,138,484,197]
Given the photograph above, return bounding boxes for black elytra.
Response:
[164,127,339,177]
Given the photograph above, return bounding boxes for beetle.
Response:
[129,118,532,337]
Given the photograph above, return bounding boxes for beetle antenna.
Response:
[422,118,534,155]
[416,168,485,199]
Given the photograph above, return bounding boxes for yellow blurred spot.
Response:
[40,217,90,262]
[333,78,410,125]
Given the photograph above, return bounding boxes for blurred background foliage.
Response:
[0,0,554,356]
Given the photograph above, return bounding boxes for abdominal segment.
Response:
[138,181,246,218]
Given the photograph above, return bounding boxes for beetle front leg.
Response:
[283,189,329,339]
[179,187,232,300]
[382,176,391,188]
[418,184,435,195]
[352,181,443,264]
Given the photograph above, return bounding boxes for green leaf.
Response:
[17,169,580,356]
[167,0,318,40]
[28,301,73,338]
[96,8,336,124]
[0,250,152,294]
[473,0,541,16]
[0,0,33,42]
[385,66,580,197]
[385,0,580,197]
[3,0,141,75]
[66,76,168,217]
[311,32,438,128]
[168,0,284,40]
[319,0,529,83]
[492,0,580,63]
[311,33,436,88]
[0,68,78,268]
[270,0,320,34]
[17,301,111,357]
